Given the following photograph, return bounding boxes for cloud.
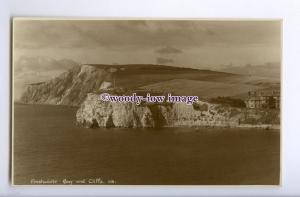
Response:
[155,46,183,54]
[14,20,281,51]
[13,20,281,68]
[156,57,174,64]
[14,56,78,74]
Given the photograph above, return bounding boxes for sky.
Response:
[13,20,281,99]
[13,20,281,68]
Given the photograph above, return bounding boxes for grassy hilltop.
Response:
[19,63,280,106]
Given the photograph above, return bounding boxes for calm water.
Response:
[13,103,280,185]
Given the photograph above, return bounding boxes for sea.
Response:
[13,103,280,185]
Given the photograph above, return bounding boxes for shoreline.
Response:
[155,124,280,130]
[14,103,280,130]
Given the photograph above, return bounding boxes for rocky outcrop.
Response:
[76,93,243,128]
[76,93,155,128]
[20,65,113,106]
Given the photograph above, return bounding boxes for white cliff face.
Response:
[76,93,242,128]
[20,65,110,106]
[76,93,155,128]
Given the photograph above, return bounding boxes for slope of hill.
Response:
[218,62,281,79]
[19,63,279,106]
[94,64,239,89]
[140,79,263,99]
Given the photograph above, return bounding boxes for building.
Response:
[245,90,280,109]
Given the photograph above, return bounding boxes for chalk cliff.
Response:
[20,65,113,106]
[76,93,243,128]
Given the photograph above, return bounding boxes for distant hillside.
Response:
[19,63,279,106]
[141,79,263,99]
[113,64,239,89]
[218,62,281,79]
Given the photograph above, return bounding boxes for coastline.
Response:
[14,102,280,130]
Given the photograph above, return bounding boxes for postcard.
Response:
[12,19,281,185]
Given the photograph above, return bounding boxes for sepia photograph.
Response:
[12,19,281,185]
